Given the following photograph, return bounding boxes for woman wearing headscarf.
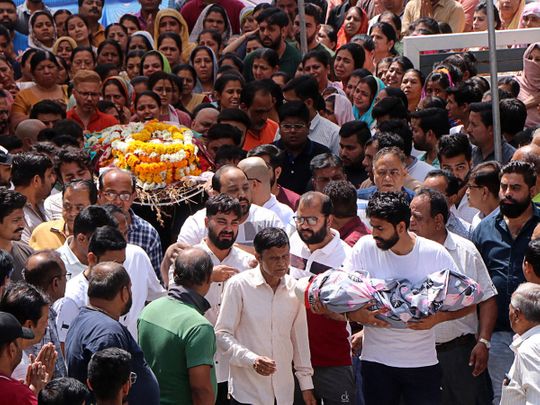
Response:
[517,42,540,127]
[240,7,257,33]
[497,0,525,30]
[52,36,77,67]
[188,4,232,44]
[102,75,133,122]
[130,30,155,51]
[352,75,385,129]
[324,93,355,126]
[141,50,171,76]
[28,11,57,52]
[189,45,218,96]
[337,6,368,49]
[519,2,540,28]
[153,9,195,65]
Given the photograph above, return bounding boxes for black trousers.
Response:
[437,335,493,405]
[216,382,230,405]
[361,360,442,405]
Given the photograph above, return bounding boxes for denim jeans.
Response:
[352,356,365,405]
[488,331,514,405]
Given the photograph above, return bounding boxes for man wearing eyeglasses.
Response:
[273,101,330,195]
[67,70,118,132]
[23,250,70,379]
[289,191,355,405]
[98,168,163,279]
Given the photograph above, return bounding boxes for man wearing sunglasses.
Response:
[289,191,355,405]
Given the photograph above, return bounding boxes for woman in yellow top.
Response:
[498,0,525,29]
[11,51,68,129]
[153,9,195,65]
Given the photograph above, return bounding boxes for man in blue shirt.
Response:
[472,160,540,404]
[65,261,160,405]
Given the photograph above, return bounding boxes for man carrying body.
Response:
[343,191,463,405]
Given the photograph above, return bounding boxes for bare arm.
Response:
[469,297,497,376]
[188,365,215,405]
[222,29,258,55]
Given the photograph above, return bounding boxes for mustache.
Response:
[501,197,517,204]
[218,232,234,238]
[90,7,99,13]
[15,228,24,233]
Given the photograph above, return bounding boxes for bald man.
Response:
[192,108,219,136]
[177,165,283,249]
[512,144,540,203]
[238,156,294,228]
[15,119,46,151]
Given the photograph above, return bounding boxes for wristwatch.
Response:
[478,338,491,349]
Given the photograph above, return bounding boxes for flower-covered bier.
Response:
[110,120,201,190]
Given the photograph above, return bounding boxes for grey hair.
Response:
[511,282,540,323]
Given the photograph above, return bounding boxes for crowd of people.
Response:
[0,0,539,404]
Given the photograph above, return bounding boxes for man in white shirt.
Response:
[439,133,479,224]
[193,194,255,404]
[237,156,294,231]
[343,191,461,405]
[289,191,355,404]
[55,224,163,342]
[501,283,540,405]
[56,206,117,279]
[409,189,498,405]
[216,227,316,405]
[282,75,340,154]
[177,165,283,249]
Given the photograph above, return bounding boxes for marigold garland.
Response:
[106,120,201,190]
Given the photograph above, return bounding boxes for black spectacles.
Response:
[293,215,325,225]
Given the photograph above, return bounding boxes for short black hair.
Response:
[87,348,131,401]
[525,239,540,278]
[283,75,324,110]
[278,100,310,123]
[247,144,284,169]
[0,189,26,223]
[501,160,536,188]
[425,169,461,197]
[29,100,66,120]
[469,102,493,127]
[498,76,520,98]
[173,247,213,287]
[500,98,527,136]
[377,119,413,156]
[256,7,289,27]
[446,83,482,106]
[52,119,84,143]
[0,135,22,152]
[206,124,242,146]
[366,191,411,228]
[38,377,89,405]
[88,262,130,301]
[0,282,50,326]
[11,152,53,187]
[310,153,343,172]
[240,79,274,107]
[214,145,246,167]
[323,180,357,218]
[469,161,501,198]
[219,52,244,72]
[438,133,472,162]
[253,227,289,255]
[218,108,252,130]
[88,225,127,257]
[55,147,92,182]
[410,108,450,139]
[0,250,14,287]
[206,193,242,219]
[73,205,117,238]
[339,120,371,146]
[372,96,407,121]
[213,72,244,94]
[415,188,449,224]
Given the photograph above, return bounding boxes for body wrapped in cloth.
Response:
[299,269,484,328]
